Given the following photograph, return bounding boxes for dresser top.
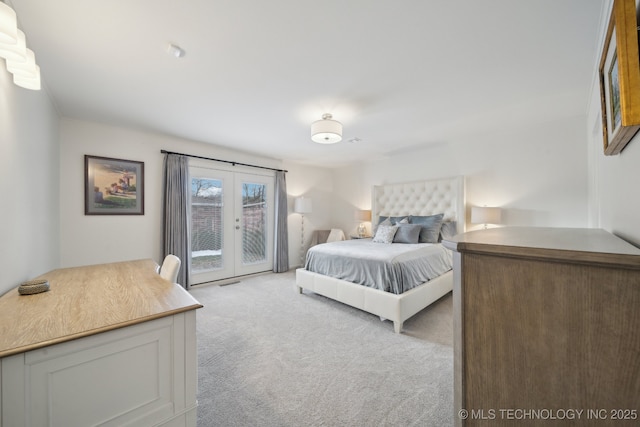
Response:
[443,227,640,268]
[0,259,203,358]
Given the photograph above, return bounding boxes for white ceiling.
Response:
[10,0,605,168]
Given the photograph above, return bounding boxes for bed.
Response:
[295,176,465,333]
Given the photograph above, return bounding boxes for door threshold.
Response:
[190,270,272,288]
[219,281,241,287]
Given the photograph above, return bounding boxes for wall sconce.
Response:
[0,3,41,90]
[471,206,502,229]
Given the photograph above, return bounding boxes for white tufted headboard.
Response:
[372,176,466,233]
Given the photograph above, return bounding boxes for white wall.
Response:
[59,118,283,268]
[586,0,640,247]
[283,160,334,267]
[0,69,60,296]
[331,115,589,235]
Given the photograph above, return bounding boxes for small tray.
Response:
[18,279,50,295]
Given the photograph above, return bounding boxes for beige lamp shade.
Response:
[471,206,502,225]
[355,209,372,221]
[294,197,312,214]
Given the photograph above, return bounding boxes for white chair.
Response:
[159,254,181,283]
[326,228,345,242]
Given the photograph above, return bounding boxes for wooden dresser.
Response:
[443,227,640,426]
[0,259,203,427]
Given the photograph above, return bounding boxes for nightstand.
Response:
[350,234,371,239]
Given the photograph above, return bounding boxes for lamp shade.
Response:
[294,197,312,214]
[0,2,18,45]
[471,206,502,225]
[311,113,342,144]
[355,209,372,221]
[0,28,26,61]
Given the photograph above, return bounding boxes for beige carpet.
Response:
[189,271,454,427]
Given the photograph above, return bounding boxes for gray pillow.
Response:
[372,225,398,244]
[378,215,408,225]
[439,221,458,241]
[393,223,422,244]
[410,213,444,243]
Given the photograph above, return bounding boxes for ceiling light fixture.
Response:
[167,43,185,58]
[311,113,342,144]
[0,1,18,44]
[13,65,40,90]
[0,4,41,91]
[0,28,26,61]
[6,48,37,77]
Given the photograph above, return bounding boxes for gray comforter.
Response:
[304,239,453,294]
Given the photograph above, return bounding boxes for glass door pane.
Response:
[189,168,234,284]
[191,178,223,272]
[235,173,274,276]
[241,182,267,265]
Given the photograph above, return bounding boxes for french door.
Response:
[189,165,274,285]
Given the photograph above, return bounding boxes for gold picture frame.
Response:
[599,0,640,155]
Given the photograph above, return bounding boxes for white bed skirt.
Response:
[295,268,453,333]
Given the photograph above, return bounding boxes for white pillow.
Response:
[372,225,398,244]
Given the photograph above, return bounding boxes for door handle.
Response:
[236,225,240,230]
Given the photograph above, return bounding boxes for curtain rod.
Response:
[160,150,287,173]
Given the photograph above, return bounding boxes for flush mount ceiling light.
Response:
[311,113,342,144]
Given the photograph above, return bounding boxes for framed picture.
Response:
[85,155,144,215]
[598,0,640,155]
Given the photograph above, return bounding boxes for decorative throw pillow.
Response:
[374,216,407,235]
[378,216,409,225]
[439,221,458,241]
[410,213,445,243]
[372,225,398,244]
[393,223,422,244]
[378,217,392,227]
[373,217,391,235]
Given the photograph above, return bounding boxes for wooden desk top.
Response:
[0,259,203,358]
[443,226,640,269]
